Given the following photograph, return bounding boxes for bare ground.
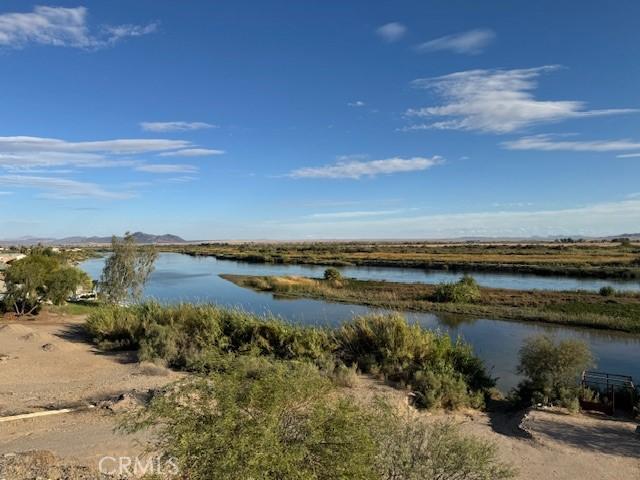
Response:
[1,314,639,479]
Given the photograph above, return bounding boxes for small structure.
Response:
[581,370,636,415]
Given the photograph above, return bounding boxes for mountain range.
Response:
[0,232,187,246]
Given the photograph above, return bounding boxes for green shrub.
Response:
[334,313,493,409]
[599,286,615,297]
[375,414,515,480]
[515,335,593,408]
[87,302,334,370]
[323,267,342,281]
[431,275,481,303]
[87,304,493,410]
[121,357,513,480]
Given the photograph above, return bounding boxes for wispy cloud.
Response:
[405,66,638,134]
[0,191,13,195]
[347,101,366,107]
[135,164,198,174]
[140,121,217,132]
[0,175,132,200]
[0,136,223,169]
[0,6,156,50]
[502,134,640,152]
[617,152,640,158]
[415,28,495,55]
[375,22,407,43]
[164,176,197,184]
[158,148,224,157]
[288,156,442,179]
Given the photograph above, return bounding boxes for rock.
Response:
[41,343,55,351]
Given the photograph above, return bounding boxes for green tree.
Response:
[516,335,593,408]
[3,252,91,315]
[98,232,157,304]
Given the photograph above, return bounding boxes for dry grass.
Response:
[161,241,640,278]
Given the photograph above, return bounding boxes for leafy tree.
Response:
[516,335,593,408]
[98,232,157,304]
[3,252,91,315]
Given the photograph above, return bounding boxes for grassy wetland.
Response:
[165,240,640,279]
[222,273,640,333]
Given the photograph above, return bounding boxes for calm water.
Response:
[80,253,640,391]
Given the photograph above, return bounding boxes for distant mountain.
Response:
[0,232,187,246]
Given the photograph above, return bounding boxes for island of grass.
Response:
[162,241,640,279]
[221,273,640,333]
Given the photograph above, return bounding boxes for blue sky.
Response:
[0,1,639,240]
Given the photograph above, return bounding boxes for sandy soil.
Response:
[1,314,639,479]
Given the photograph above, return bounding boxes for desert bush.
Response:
[324,267,342,281]
[515,335,593,408]
[121,357,513,480]
[329,361,359,387]
[87,303,334,370]
[431,275,481,303]
[599,286,615,297]
[334,313,493,409]
[375,412,515,480]
[87,305,493,410]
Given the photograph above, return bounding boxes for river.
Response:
[80,253,640,392]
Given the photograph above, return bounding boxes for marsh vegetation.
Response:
[164,241,640,279]
[222,274,640,332]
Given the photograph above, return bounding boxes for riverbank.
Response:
[1,313,638,479]
[221,274,640,333]
[163,241,640,279]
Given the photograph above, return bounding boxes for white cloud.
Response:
[0,191,13,195]
[158,148,225,157]
[405,66,638,134]
[0,136,189,154]
[502,134,640,152]
[288,156,442,179]
[164,176,197,184]
[136,164,198,174]
[0,136,225,169]
[273,199,640,238]
[140,121,217,132]
[0,175,132,200]
[0,6,156,49]
[376,22,407,43]
[617,153,640,158]
[415,28,495,55]
[347,101,366,107]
